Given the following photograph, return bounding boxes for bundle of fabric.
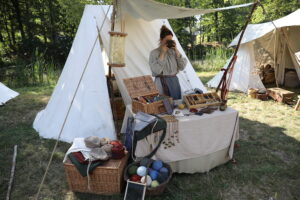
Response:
[64,137,126,176]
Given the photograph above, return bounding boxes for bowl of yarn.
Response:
[124,158,172,196]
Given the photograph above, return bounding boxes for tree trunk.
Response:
[214,12,219,41]
[8,13,17,46]
[24,0,33,42]
[48,0,57,45]
[39,6,48,44]
[10,0,26,43]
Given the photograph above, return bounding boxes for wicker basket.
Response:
[123,76,173,114]
[123,161,173,196]
[247,88,258,99]
[64,153,129,195]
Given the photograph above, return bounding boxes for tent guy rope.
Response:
[34,6,111,199]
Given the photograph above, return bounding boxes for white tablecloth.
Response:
[121,105,239,164]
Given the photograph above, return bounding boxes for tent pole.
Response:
[216,0,260,100]
[108,0,119,134]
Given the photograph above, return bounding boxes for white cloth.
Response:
[123,105,239,162]
[33,6,116,143]
[0,82,19,105]
[169,147,230,173]
[229,9,300,46]
[63,138,92,162]
[120,0,253,21]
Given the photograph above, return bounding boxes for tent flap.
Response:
[120,0,253,21]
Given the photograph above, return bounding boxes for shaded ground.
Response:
[0,73,299,200]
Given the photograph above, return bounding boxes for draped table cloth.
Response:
[122,105,239,173]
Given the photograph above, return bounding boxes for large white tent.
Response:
[0,82,19,105]
[207,9,300,92]
[33,1,252,143]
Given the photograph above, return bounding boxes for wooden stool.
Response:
[295,95,300,111]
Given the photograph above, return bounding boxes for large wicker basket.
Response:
[123,161,172,196]
[123,76,173,114]
[64,153,129,195]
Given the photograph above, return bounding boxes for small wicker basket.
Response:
[64,153,129,195]
[123,161,172,196]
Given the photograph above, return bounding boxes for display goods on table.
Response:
[123,76,173,114]
[183,92,222,109]
[124,158,172,196]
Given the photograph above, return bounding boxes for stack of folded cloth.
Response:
[65,136,126,177]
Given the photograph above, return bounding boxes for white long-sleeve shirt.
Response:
[149,47,187,76]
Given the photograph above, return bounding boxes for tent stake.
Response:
[6,145,17,200]
[216,0,260,100]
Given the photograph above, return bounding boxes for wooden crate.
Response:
[267,87,295,103]
[123,76,172,114]
[110,97,125,120]
[183,92,221,109]
[64,153,129,195]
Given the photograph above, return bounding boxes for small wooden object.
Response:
[247,88,258,99]
[183,92,221,109]
[267,87,295,103]
[256,92,268,101]
[123,76,173,114]
[110,97,125,120]
[64,153,129,195]
[6,145,17,200]
[295,95,300,111]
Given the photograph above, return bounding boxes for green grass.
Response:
[0,75,300,199]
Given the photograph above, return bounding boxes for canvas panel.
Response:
[230,9,300,47]
[0,82,19,105]
[207,43,265,92]
[33,6,116,143]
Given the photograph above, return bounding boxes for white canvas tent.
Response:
[0,82,19,105]
[33,1,252,143]
[207,9,300,92]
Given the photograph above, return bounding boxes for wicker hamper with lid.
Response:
[64,153,129,195]
[123,75,173,114]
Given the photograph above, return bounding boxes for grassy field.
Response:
[0,72,300,200]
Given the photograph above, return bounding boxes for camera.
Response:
[166,40,175,48]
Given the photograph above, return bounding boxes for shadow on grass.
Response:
[1,116,299,200]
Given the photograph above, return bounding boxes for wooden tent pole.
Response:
[108,0,119,133]
[216,0,260,100]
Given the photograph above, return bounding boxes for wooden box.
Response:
[64,153,129,195]
[110,97,125,120]
[183,92,221,109]
[123,76,173,114]
[256,93,269,101]
[267,87,295,103]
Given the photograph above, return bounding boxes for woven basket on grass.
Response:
[123,161,173,196]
